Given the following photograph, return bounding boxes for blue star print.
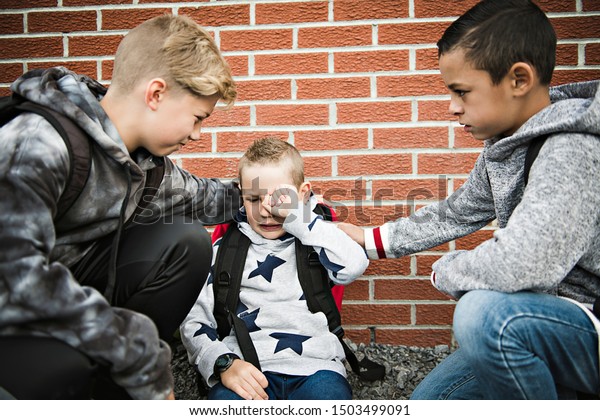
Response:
[239,308,261,333]
[270,332,311,355]
[308,215,323,231]
[193,323,218,341]
[249,254,286,283]
[319,248,345,279]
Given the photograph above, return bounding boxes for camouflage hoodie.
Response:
[0,67,239,399]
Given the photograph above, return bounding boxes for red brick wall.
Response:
[1,1,599,347]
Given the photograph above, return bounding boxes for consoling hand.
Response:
[336,222,366,248]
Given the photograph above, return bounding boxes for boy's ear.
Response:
[508,62,536,97]
[145,78,168,111]
[299,181,312,201]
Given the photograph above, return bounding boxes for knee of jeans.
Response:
[170,219,212,259]
[453,290,506,346]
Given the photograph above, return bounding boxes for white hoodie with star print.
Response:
[181,196,369,388]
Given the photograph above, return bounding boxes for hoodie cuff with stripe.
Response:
[364,225,393,260]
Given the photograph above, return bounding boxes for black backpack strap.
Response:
[2,98,92,222]
[213,224,261,370]
[523,135,548,186]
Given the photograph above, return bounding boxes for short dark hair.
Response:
[437,0,556,85]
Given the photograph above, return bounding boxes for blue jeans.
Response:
[411,290,599,399]
[208,370,352,400]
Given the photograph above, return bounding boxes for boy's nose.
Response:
[448,99,463,116]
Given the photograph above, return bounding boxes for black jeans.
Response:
[0,217,212,399]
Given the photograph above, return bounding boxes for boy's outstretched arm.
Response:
[337,222,366,247]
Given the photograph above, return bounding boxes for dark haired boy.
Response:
[339,0,600,399]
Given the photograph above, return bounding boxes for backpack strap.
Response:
[523,135,548,186]
[0,96,92,222]
[213,224,261,370]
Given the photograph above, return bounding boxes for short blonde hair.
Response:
[239,137,305,188]
[111,14,236,106]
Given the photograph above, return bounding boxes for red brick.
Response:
[586,43,600,65]
[298,25,372,49]
[552,69,600,85]
[583,0,600,11]
[28,61,98,79]
[373,127,449,149]
[365,257,411,277]
[224,55,248,77]
[334,0,408,20]
[338,154,412,176]
[256,1,328,24]
[418,152,480,175]
[0,63,23,84]
[344,329,371,344]
[217,131,289,153]
[341,303,411,325]
[29,11,97,33]
[454,127,483,149]
[256,104,329,126]
[137,0,208,3]
[335,50,409,73]
[220,29,293,52]
[337,101,412,124]
[297,77,370,99]
[416,48,439,71]
[311,179,368,202]
[379,74,447,97]
[537,0,578,13]
[101,8,173,31]
[416,304,455,326]
[182,157,239,178]
[294,128,368,151]
[418,100,454,122]
[374,279,452,301]
[180,4,250,27]
[414,0,479,18]
[1,0,54,8]
[376,328,452,346]
[101,60,114,81]
[0,13,24,34]
[0,36,63,59]
[203,106,251,128]
[455,229,494,250]
[255,53,328,76]
[343,279,370,301]
[304,156,332,178]
[371,179,447,202]
[235,79,291,101]
[552,16,600,39]
[0,87,12,96]
[178,133,212,154]
[556,44,579,66]
[339,204,411,226]
[379,22,449,45]
[416,254,441,276]
[68,35,123,57]
[65,0,130,5]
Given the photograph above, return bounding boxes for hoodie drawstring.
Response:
[103,162,131,304]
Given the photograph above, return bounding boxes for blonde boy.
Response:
[0,15,238,399]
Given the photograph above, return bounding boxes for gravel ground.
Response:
[171,340,452,400]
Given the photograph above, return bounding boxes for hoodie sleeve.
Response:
[364,152,497,259]
[283,200,369,285]
[180,239,237,387]
[161,160,241,226]
[0,115,173,399]
[432,133,600,298]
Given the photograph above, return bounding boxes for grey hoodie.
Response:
[364,80,600,304]
[0,68,240,399]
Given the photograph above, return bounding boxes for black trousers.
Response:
[0,217,212,399]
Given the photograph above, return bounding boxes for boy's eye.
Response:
[455,90,467,97]
[244,197,259,203]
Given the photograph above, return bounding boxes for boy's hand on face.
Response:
[220,359,269,400]
[262,184,299,219]
[337,223,366,247]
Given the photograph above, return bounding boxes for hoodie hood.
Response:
[11,67,134,167]
[486,80,600,160]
